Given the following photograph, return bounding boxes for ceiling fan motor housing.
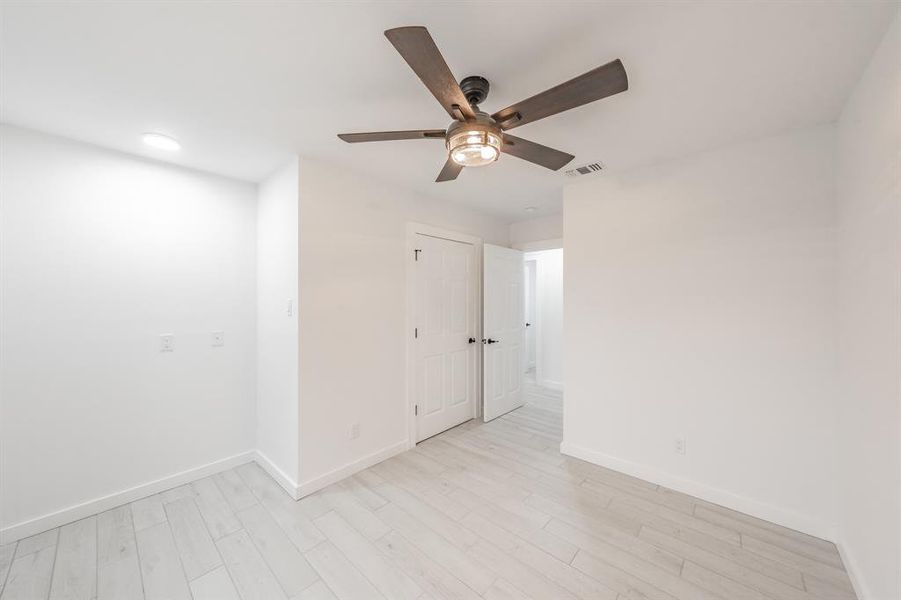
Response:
[460,75,490,107]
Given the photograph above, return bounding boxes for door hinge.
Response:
[414,404,418,416]
[414,248,422,261]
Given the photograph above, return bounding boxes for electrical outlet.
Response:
[160,334,174,352]
[212,331,225,347]
[287,299,294,317]
[350,423,360,440]
[675,437,686,455]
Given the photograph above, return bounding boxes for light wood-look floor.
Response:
[0,380,858,600]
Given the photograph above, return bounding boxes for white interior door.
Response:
[483,244,525,421]
[414,233,478,442]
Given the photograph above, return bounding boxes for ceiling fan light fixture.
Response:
[447,129,501,167]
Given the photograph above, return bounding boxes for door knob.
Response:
[468,337,477,344]
[483,338,499,344]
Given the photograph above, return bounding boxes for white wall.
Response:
[835,13,900,600]
[256,159,301,488]
[524,249,564,389]
[563,125,839,537]
[297,158,508,492]
[0,125,257,538]
[510,214,562,249]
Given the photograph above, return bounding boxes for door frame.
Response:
[524,258,537,372]
[405,222,483,448]
[523,247,565,392]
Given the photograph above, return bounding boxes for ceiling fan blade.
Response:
[384,26,476,121]
[492,59,628,130]
[436,158,463,182]
[338,130,446,143]
[502,134,574,170]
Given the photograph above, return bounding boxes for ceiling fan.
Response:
[337,26,628,182]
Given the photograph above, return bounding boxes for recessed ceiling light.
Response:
[142,132,181,152]
[524,207,536,212]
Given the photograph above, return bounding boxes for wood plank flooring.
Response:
[0,380,858,599]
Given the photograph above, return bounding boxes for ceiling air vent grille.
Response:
[565,162,605,177]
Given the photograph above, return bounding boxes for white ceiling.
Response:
[1,1,896,221]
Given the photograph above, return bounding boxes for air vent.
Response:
[565,162,605,177]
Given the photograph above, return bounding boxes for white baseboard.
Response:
[559,441,835,542]
[0,450,255,545]
[835,535,871,600]
[254,450,301,500]
[1,441,412,545]
[296,440,408,498]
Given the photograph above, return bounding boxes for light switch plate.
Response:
[160,334,174,352]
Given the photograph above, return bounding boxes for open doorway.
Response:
[523,248,563,390]
[524,259,537,373]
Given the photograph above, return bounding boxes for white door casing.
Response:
[483,244,525,421]
[524,259,537,371]
[413,233,478,442]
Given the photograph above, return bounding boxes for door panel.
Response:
[415,234,478,442]
[450,350,468,405]
[423,355,444,415]
[449,280,467,333]
[483,244,525,421]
